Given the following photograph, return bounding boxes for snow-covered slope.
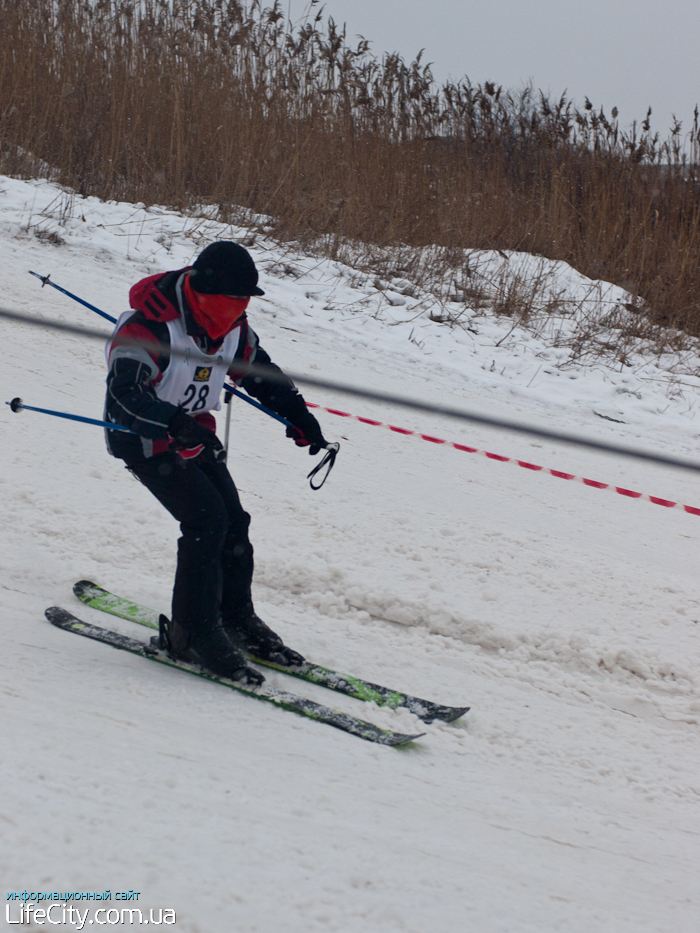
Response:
[1,177,698,932]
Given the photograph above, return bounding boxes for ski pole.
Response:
[28,271,292,428]
[222,382,292,427]
[224,389,233,455]
[7,397,135,432]
[28,271,117,323]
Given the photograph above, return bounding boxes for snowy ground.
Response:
[1,176,699,933]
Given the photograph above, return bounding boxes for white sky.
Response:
[288,0,700,139]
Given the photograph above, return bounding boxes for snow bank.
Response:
[0,176,698,932]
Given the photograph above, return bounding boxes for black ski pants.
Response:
[126,452,254,631]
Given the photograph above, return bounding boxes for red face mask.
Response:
[184,275,250,340]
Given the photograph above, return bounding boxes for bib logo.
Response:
[194,366,212,382]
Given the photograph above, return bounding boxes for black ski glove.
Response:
[285,409,327,456]
[169,408,226,462]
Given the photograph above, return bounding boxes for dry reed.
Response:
[1,0,700,341]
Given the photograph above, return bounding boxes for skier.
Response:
[104,241,329,686]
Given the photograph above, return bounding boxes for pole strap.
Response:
[307,443,339,490]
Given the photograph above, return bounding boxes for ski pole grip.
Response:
[9,397,23,413]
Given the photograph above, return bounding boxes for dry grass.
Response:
[2,0,700,343]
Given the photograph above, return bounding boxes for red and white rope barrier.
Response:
[307,403,700,516]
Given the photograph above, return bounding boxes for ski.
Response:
[74,581,469,723]
[46,607,424,747]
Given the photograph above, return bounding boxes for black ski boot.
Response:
[224,612,305,667]
[160,614,264,686]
